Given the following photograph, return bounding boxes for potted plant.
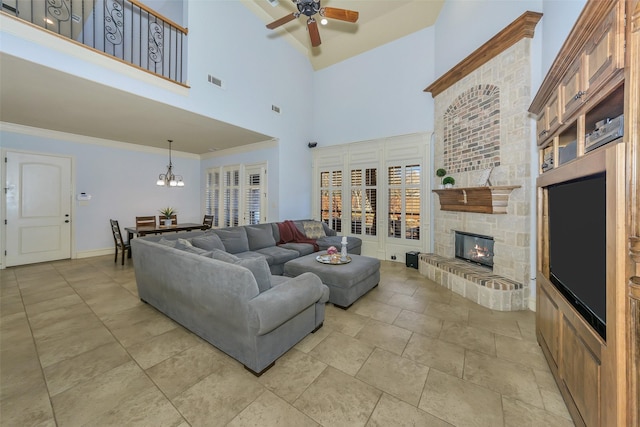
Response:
[436,168,446,188]
[159,207,177,226]
[442,176,455,188]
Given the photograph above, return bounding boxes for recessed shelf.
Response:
[432,186,520,214]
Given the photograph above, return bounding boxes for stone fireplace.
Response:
[421,12,540,311]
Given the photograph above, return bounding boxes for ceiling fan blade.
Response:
[308,19,321,47]
[266,13,297,30]
[322,7,359,23]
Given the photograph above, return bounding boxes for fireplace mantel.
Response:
[432,186,520,214]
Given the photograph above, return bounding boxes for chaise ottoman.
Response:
[284,253,380,309]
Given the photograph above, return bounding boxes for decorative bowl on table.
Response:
[315,253,351,265]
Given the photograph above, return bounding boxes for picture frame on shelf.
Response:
[476,168,493,186]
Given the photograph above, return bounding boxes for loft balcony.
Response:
[1,0,187,85]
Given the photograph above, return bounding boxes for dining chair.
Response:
[169,214,177,225]
[203,215,214,229]
[109,219,131,265]
[136,216,157,228]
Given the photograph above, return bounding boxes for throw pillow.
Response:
[245,225,276,250]
[192,233,226,251]
[157,238,177,248]
[214,227,250,254]
[236,257,272,293]
[302,221,326,239]
[177,245,210,256]
[209,248,240,263]
[209,250,271,292]
[177,238,193,247]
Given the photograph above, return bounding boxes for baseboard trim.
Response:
[76,248,113,259]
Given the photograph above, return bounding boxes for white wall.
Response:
[434,0,543,78]
[187,1,315,219]
[1,125,201,255]
[538,0,586,79]
[312,27,436,146]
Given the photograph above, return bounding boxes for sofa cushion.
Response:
[192,232,225,251]
[279,242,316,256]
[245,224,276,250]
[302,221,326,239]
[209,249,271,292]
[255,246,299,265]
[214,227,250,254]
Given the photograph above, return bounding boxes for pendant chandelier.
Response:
[156,139,185,187]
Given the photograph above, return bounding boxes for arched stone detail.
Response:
[443,85,500,173]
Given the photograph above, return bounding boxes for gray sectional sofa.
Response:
[131,219,360,375]
[184,220,361,275]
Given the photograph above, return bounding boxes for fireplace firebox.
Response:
[455,231,494,269]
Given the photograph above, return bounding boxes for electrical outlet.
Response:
[391,255,396,260]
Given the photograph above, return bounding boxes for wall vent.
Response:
[208,74,223,88]
[271,105,281,114]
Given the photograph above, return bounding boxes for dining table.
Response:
[125,222,208,241]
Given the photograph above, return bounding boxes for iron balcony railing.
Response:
[2,0,187,85]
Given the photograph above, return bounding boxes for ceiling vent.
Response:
[207,74,223,88]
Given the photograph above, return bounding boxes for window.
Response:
[312,133,430,254]
[244,166,265,225]
[388,164,420,240]
[206,162,267,227]
[351,167,377,236]
[320,170,342,232]
[223,168,240,227]
[205,170,220,227]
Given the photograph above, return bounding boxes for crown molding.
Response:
[0,122,200,159]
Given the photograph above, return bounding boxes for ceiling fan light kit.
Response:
[266,0,359,48]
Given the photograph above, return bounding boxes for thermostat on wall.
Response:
[77,193,92,201]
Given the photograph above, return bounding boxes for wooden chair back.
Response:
[136,216,156,228]
[109,219,131,265]
[203,215,214,228]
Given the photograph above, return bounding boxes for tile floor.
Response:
[0,255,575,426]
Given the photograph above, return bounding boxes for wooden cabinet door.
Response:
[536,108,549,146]
[584,1,624,97]
[536,91,561,146]
[631,295,640,427]
[537,283,560,364]
[560,317,601,427]
[547,91,561,133]
[560,57,586,120]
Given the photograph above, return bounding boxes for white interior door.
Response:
[5,151,72,266]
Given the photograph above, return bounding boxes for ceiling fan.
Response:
[266,0,359,48]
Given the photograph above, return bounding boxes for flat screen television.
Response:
[547,172,606,340]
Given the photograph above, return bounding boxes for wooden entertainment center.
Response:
[529,0,639,426]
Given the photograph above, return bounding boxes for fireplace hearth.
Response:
[455,231,494,269]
